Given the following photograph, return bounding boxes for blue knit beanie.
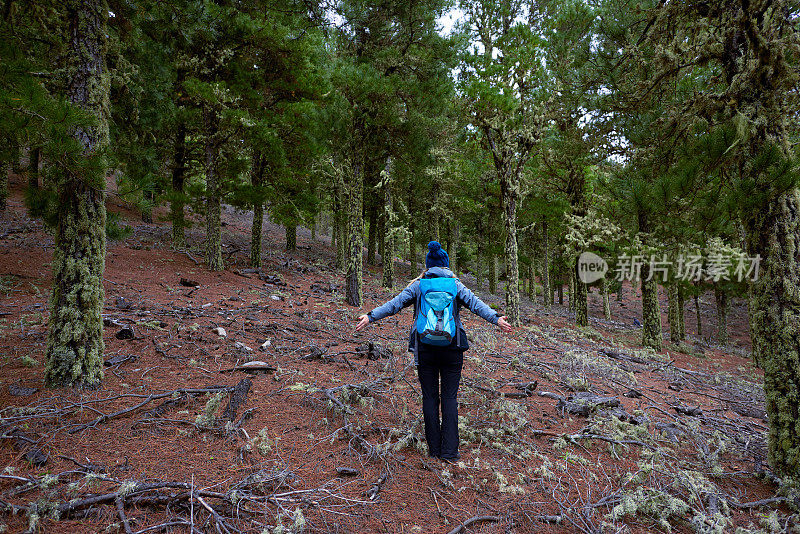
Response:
[425,241,449,268]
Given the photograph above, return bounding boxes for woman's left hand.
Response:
[355,314,370,331]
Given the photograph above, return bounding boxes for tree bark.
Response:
[366,200,377,265]
[601,277,611,320]
[743,188,800,475]
[170,119,187,249]
[677,285,686,340]
[450,220,459,275]
[0,161,7,211]
[381,158,394,289]
[695,292,702,337]
[489,254,497,295]
[203,106,223,271]
[28,147,41,190]
[500,169,521,325]
[542,219,550,307]
[250,152,264,268]
[345,150,364,306]
[285,224,297,251]
[668,284,680,343]
[45,0,108,388]
[574,258,588,326]
[640,271,663,351]
[713,284,729,345]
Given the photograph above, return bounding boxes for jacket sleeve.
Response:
[367,282,418,323]
[456,280,499,324]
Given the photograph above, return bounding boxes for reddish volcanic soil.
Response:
[0,172,786,534]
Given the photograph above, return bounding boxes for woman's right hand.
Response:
[355,314,370,332]
[497,316,513,333]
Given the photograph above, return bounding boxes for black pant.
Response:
[416,345,464,460]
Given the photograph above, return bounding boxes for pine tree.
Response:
[45,0,109,388]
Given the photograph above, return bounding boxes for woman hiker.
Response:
[355,241,513,462]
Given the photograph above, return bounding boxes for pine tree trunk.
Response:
[409,228,417,272]
[694,293,702,337]
[0,161,7,211]
[569,271,575,311]
[450,221,459,275]
[285,224,297,251]
[528,262,535,299]
[142,189,154,223]
[501,172,521,325]
[250,152,264,268]
[345,153,364,306]
[489,254,497,295]
[640,269,663,351]
[677,285,686,340]
[475,254,483,291]
[602,277,611,320]
[558,278,564,305]
[366,201,377,265]
[203,106,223,271]
[714,284,729,345]
[668,284,680,343]
[542,219,550,308]
[170,119,187,249]
[617,280,624,301]
[381,158,394,289]
[742,188,800,475]
[574,259,588,326]
[334,178,347,270]
[28,147,41,190]
[377,212,385,264]
[45,0,108,388]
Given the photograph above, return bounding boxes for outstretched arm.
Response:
[457,281,513,332]
[354,282,417,331]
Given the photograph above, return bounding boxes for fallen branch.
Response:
[445,515,500,534]
[69,386,233,434]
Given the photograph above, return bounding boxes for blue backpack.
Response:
[416,277,458,346]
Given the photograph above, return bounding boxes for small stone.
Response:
[180,278,200,287]
[270,295,282,301]
[212,327,227,338]
[115,327,135,340]
[259,339,272,351]
[8,385,38,397]
[115,296,132,310]
[624,389,642,398]
[336,467,360,476]
[25,449,48,466]
[229,296,241,302]
[234,341,252,352]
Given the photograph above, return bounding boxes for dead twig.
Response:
[445,515,500,534]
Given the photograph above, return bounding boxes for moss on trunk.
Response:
[489,255,497,295]
[0,161,7,211]
[45,0,109,389]
[501,172,521,325]
[668,284,680,343]
[640,269,663,351]
[542,220,550,308]
[285,224,297,251]
[345,154,364,306]
[743,189,800,476]
[574,260,588,327]
[381,159,394,290]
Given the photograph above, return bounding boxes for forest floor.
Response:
[0,173,794,534]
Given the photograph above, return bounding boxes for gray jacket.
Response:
[366,267,500,361]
